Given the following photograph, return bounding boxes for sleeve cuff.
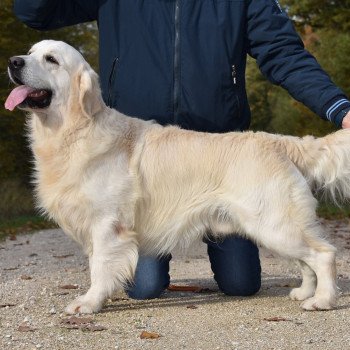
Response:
[325,98,350,123]
[333,106,350,128]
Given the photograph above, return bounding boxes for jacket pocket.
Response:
[107,57,119,107]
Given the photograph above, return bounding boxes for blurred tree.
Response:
[246,57,274,132]
[282,0,350,31]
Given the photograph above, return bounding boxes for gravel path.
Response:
[1,219,349,350]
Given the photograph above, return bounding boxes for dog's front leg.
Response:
[65,226,139,314]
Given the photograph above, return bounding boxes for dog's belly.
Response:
[134,200,244,256]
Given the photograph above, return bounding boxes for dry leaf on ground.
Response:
[20,275,32,280]
[61,316,93,325]
[140,331,161,339]
[60,316,107,332]
[17,322,35,332]
[167,284,202,292]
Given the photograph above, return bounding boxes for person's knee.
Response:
[217,276,261,296]
[125,255,170,300]
[126,281,167,300]
[207,236,261,296]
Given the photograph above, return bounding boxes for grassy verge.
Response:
[0,215,57,241]
[316,201,350,220]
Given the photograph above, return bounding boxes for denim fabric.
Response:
[125,236,261,300]
[206,236,261,296]
[125,254,171,300]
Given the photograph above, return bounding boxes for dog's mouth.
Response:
[5,84,52,111]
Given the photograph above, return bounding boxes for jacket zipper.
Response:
[107,57,119,107]
[232,64,241,120]
[173,0,181,120]
[232,64,237,85]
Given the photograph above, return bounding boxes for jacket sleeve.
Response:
[246,0,350,124]
[13,0,98,30]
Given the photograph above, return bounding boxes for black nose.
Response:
[8,56,25,69]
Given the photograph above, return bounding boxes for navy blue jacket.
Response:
[14,0,350,132]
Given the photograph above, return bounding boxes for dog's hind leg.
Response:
[65,225,139,314]
[237,174,338,310]
[254,212,337,310]
[289,260,317,301]
[258,222,337,310]
[299,236,338,311]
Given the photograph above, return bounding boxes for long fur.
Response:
[10,40,347,314]
[274,131,350,202]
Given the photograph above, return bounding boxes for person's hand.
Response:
[341,111,350,129]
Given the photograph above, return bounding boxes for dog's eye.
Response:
[45,55,59,65]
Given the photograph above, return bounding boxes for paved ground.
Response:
[0,219,349,350]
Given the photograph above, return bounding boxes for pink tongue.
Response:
[5,85,36,111]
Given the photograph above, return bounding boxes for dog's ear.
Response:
[78,66,103,118]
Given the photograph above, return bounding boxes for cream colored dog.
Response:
[6,40,348,314]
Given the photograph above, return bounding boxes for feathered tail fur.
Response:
[278,129,350,202]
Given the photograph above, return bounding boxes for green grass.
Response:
[0,215,57,241]
[317,201,350,220]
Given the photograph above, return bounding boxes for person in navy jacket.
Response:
[14,0,350,299]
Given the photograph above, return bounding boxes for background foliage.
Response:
[0,0,349,219]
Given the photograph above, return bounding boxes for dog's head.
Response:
[6,40,102,126]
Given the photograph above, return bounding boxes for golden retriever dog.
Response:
[6,40,348,314]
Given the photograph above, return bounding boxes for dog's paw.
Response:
[289,287,314,301]
[65,295,102,314]
[300,296,336,311]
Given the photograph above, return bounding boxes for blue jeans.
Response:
[126,236,261,299]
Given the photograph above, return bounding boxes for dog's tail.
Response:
[278,129,350,202]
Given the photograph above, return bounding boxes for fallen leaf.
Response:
[82,324,108,332]
[9,235,17,241]
[59,284,79,290]
[167,284,202,292]
[140,331,161,339]
[20,275,33,280]
[263,317,289,322]
[61,316,93,325]
[60,316,107,332]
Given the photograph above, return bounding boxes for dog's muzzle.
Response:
[5,57,53,111]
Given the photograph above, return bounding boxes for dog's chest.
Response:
[35,150,137,239]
